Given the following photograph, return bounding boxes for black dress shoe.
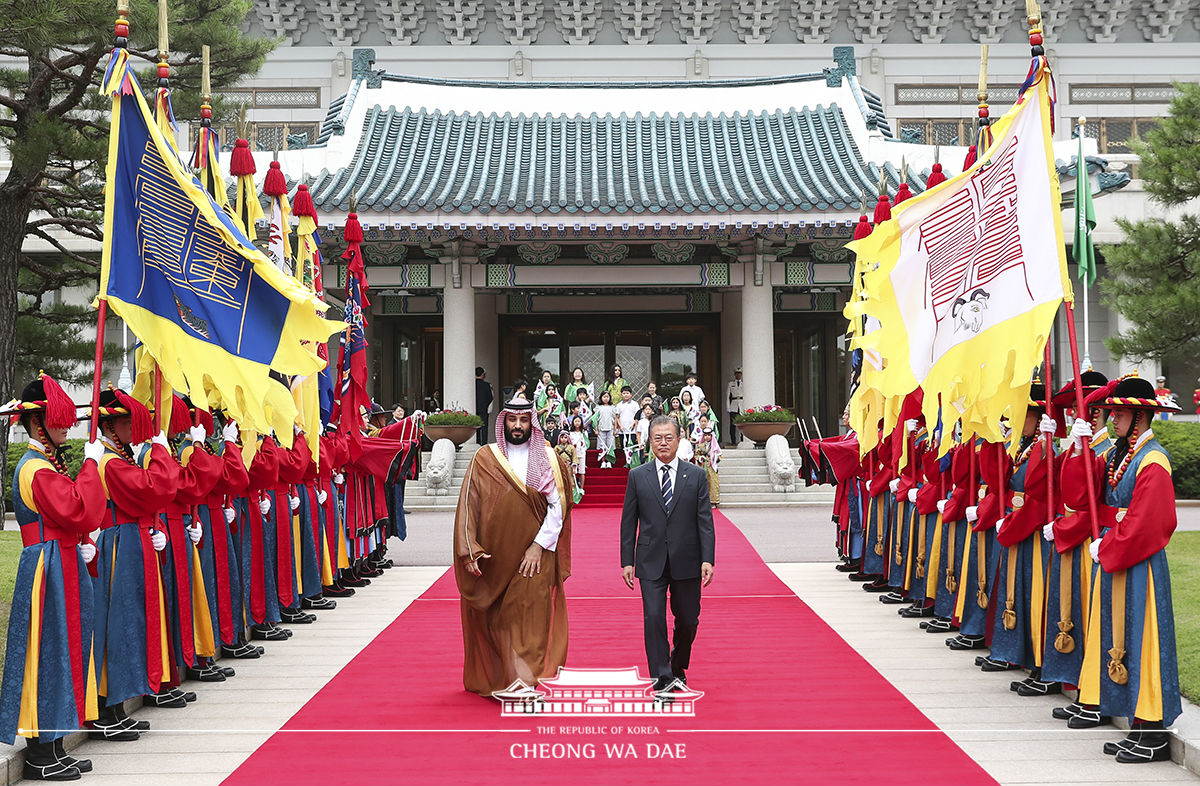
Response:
[1067,708,1112,729]
[323,584,356,597]
[187,665,227,682]
[143,690,187,709]
[22,759,80,781]
[979,658,1019,672]
[1103,731,1139,756]
[946,635,986,650]
[88,720,140,742]
[169,688,198,703]
[923,619,956,633]
[1016,679,1062,697]
[222,642,262,659]
[1115,733,1171,763]
[878,592,907,604]
[862,579,891,592]
[303,596,338,610]
[252,624,290,641]
[1052,703,1083,721]
[219,666,236,677]
[848,572,875,582]
[899,604,934,618]
[281,608,317,624]
[342,574,369,587]
[835,561,862,573]
[52,739,91,774]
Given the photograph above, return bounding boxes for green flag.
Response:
[1074,131,1097,287]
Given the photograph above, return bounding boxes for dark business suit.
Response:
[620,458,716,685]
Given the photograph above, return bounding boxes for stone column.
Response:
[442,258,476,414]
[720,290,743,441]
[741,257,775,412]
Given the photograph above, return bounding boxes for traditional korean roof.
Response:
[289,47,926,217]
[539,667,654,688]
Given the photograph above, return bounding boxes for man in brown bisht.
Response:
[454,394,575,695]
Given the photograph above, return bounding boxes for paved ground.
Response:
[4,505,1199,784]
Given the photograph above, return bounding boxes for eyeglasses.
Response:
[650,434,677,444]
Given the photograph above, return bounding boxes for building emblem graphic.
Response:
[493,667,704,717]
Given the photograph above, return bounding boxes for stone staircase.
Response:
[402,442,835,511]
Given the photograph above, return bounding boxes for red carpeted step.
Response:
[227,509,998,786]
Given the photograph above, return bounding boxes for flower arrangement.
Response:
[734,405,794,424]
[424,408,483,427]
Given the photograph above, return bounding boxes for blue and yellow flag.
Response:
[99,63,343,442]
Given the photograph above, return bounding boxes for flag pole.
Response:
[90,0,131,441]
[1025,0,1101,540]
[1077,116,1093,370]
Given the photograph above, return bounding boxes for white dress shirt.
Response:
[654,455,681,496]
[503,440,564,552]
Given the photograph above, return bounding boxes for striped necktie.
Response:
[661,464,673,507]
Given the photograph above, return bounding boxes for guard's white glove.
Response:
[905,418,919,433]
[83,439,105,465]
[333,472,345,486]
[412,410,427,420]
[151,431,169,449]
[1039,414,1057,435]
[289,494,300,512]
[316,489,328,505]
[1089,537,1102,564]
[965,505,979,523]
[188,424,207,444]
[1042,522,1056,542]
[1070,418,1093,451]
[888,478,901,494]
[78,542,97,563]
[223,507,236,524]
[150,530,167,551]
[907,488,918,503]
[187,523,202,544]
[222,421,239,444]
[995,516,1006,533]
[936,499,947,513]
[258,497,271,516]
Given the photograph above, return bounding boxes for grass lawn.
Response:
[1169,530,1200,704]
[0,531,20,673]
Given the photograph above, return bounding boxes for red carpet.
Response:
[225,509,996,786]
[574,450,628,507]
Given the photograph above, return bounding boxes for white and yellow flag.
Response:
[846,61,1072,453]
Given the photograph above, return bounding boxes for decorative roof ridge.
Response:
[369,103,836,124]
[373,70,834,92]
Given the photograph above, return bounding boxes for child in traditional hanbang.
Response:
[694,414,722,506]
[614,386,641,467]
[594,390,618,468]
[633,402,655,468]
[568,414,588,489]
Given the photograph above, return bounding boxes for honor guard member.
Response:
[725,368,743,445]
[0,375,106,780]
[1061,375,1182,762]
[1044,371,1111,719]
[90,388,179,740]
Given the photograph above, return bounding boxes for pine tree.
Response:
[0,0,274,484]
[1103,82,1200,361]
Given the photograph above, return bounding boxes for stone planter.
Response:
[423,424,479,446]
[735,421,792,447]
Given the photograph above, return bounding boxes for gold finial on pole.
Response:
[349,190,359,213]
[876,171,888,196]
[201,45,211,103]
[1025,0,1042,29]
[157,0,169,59]
[977,44,989,104]
[117,0,129,16]
[900,157,908,184]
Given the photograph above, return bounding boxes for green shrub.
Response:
[4,439,86,510]
[1153,420,1200,500]
[733,406,795,424]
[424,411,483,427]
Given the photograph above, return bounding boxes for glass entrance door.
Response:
[614,331,652,397]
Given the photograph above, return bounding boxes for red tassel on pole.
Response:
[292,183,317,219]
[38,373,78,431]
[872,194,892,224]
[925,163,947,188]
[262,160,287,198]
[893,181,912,206]
[229,138,255,177]
[852,213,872,240]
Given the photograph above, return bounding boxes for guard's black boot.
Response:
[1066,706,1112,729]
[251,624,291,641]
[302,595,337,610]
[1015,668,1062,696]
[113,701,150,731]
[1115,722,1172,763]
[1103,730,1141,756]
[946,635,986,650]
[280,607,316,624]
[221,641,262,659]
[323,582,356,598]
[52,736,91,773]
[187,660,227,682]
[23,738,80,781]
[1052,703,1083,721]
[835,559,862,573]
[143,688,187,708]
[863,578,891,592]
[89,701,140,741]
[878,591,907,605]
